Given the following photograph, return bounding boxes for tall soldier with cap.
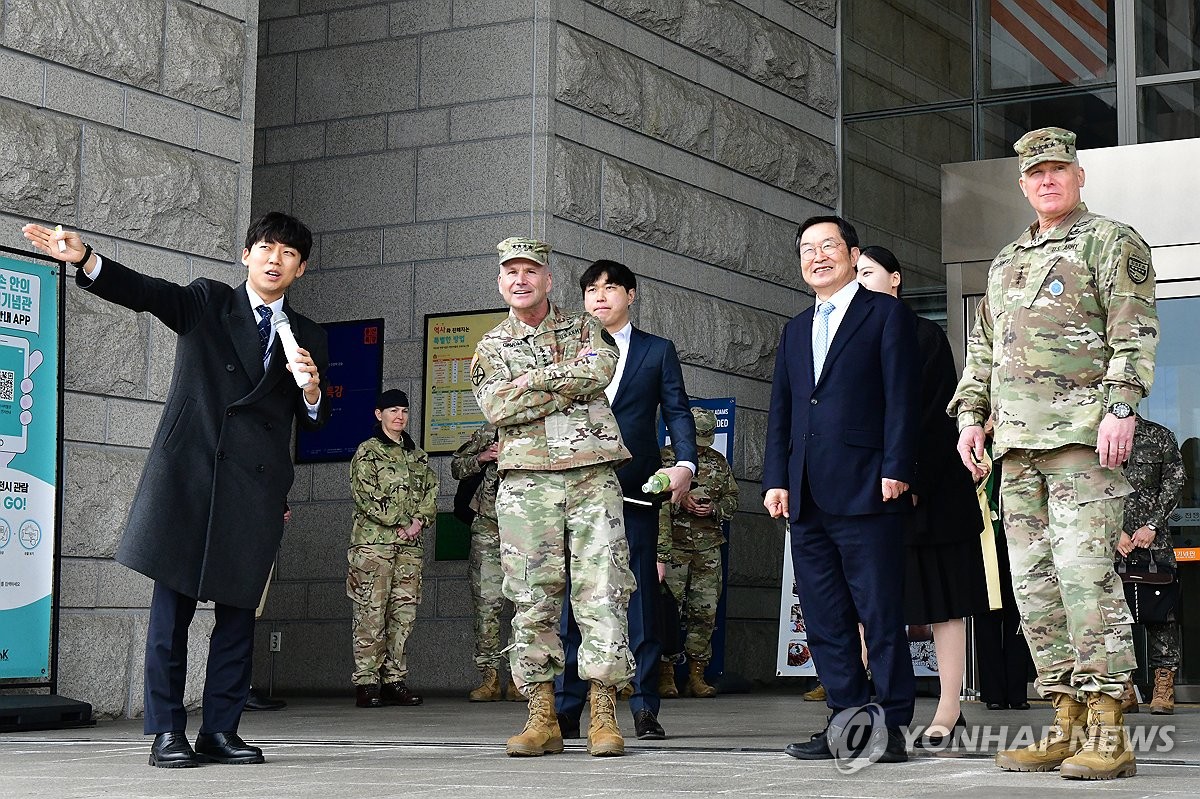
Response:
[471,237,635,758]
[949,127,1159,781]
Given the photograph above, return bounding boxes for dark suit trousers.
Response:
[792,478,915,728]
[558,502,661,720]
[143,581,255,734]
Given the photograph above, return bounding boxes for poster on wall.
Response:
[421,309,507,455]
[296,319,385,463]
[0,255,59,681]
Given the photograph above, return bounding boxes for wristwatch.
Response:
[1147,524,1157,532]
[1108,402,1133,419]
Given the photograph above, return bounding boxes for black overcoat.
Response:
[80,258,329,607]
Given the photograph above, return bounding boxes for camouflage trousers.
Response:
[346,543,423,686]
[469,514,513,671]
[496,463,634,689]
[1001,444,1135,699]
[1140,614,1181,670]
[664,546,722,661]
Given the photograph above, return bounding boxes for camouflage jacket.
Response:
[1123,416,1184,555]
[471,303,630,472]
[949,203,1159,457]
[349,430,439,547]
[450,423,500,520]
[657,445,739,557]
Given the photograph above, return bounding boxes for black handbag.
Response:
[1116,551,1179,624]
[656,582,684,660]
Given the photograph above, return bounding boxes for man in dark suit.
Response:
[22,213,329,767]
[762,216,919,763]
[556,259,697,740]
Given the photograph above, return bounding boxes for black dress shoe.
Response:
[784,730,834,760]
[1010,701,1031,710]
[381,681,423,706]
[633,709,666,740]
[149,731,199,768]
[915,713,966,749]
[874,727,909,763]
[194,732,265,765]
[986,702,1006,710]
[245,686,287,711]
[356,684,383,708]
[557,712,581,739]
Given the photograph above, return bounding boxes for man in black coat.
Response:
[22,213,329,767]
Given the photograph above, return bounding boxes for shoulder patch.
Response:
[1127,253,1149,285]
[470,353,485,386]
[600,329,616,347]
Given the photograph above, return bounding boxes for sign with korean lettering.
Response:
[295,319,385,463]
[0,255,59,680]
[421,309,507,454]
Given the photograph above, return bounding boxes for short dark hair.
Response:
[858,245,903,298]
[795,215,859,258]
[244,212,313,263]
[579,259,637,294]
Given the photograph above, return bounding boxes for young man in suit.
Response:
[762,216,920,764]
[556,259,697,741]
[22,213,329,767]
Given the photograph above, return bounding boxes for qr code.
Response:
[0,370,13,402]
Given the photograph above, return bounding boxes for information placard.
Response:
[421,309,507,454]
[296,319,385,463]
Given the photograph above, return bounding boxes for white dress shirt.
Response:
[811,279,859,362]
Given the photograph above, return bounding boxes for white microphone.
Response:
[271,311,311,389]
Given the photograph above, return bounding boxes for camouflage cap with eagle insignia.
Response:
[1013,126,1078,173]
[497,236,552,267]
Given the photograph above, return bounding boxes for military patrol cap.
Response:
[1014,127,1078,173]
[377,389,409,409]
[692,407,717,448]
[497,236,552,267]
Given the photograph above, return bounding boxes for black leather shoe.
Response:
[148,731,199,768]
[874,727,909,763]
[356,684,383,708]
[633,709,666,740]
[1010,701,1031,710]
[381,681,423,706]
[244,686,287,711]
[194,732,265,765]
[784,729,834,760]
[915,713,966,749]
[986,702,1006,710]
[557,712,581,739]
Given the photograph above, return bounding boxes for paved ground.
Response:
[4,693,1200,798]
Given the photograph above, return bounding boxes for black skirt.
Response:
[904,533,991,625]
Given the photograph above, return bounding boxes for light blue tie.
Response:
[813,301,835,382]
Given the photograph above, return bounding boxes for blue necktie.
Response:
[256,305,273,361]
[813,301,835,382]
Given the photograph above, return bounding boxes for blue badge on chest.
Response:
[1049,279,1064,296]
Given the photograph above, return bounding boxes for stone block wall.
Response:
[0,0,260,716]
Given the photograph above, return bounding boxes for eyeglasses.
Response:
[799,239,845,262]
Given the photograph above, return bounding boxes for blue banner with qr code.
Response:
[0,255,59,680]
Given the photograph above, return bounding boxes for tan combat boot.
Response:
[1119,680,1139,714]
[1059,692,1136,780]
[659,664,679,699]
[685,659,716,698]
[505,682,564,757]
[1150,668,1175,715]
[995,691,1087,772]
[468,668,501,702]
[504,677,526,702]
[587,682,625,756]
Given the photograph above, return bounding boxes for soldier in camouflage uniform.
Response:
[1117,414,1183,715]
[451,423,523,702]
[347,389,437,709]
[471,237,635,758]
[656,407,738,699]
[950,127,1159,781]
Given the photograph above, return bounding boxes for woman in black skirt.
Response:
[857,246,990,745]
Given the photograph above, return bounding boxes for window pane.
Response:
[1137,0,1200,76]
[980,0,1115,96]
[844,0,973,114]
[1140,81,1200,142]
[980,89,1117,159]
[844,111,973,293]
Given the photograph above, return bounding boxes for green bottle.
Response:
[641,471,671,496]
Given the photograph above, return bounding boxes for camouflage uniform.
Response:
[472,303,635,689]
[949,184,1159,700]
[658,410,738,661]
[450,423,509,672]
[1122,416,1184,669]
[347,431,438,686]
